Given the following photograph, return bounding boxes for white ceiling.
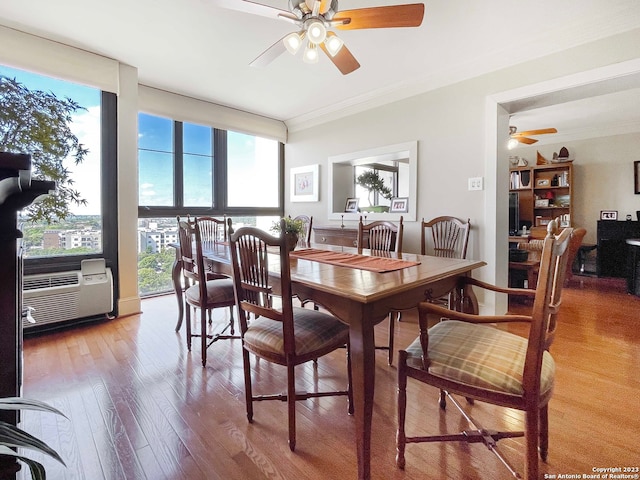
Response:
[1,0,640,136]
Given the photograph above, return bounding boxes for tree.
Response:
[356,170,392,206]
[0,75,88,223]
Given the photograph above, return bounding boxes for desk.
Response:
[173,243,485,480]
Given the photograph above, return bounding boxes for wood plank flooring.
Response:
[16,276,640,480]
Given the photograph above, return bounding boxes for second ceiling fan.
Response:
[221,0,425,75]
[509,126,558,147]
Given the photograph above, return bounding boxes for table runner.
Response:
[290,248,420,273]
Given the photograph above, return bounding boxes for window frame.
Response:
[24,91,119,294]
[137,119,284,219]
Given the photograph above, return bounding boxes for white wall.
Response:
[511,132,640,245]
[285,28,640,313]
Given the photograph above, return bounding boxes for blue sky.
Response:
[1,65,102,215]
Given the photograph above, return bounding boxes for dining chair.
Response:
[421,216,471,310]
[228,218,353,451]
[290,214,312,248]
[420,216,471,259]
[357,215,404,365]
[396,221,573,480]
[194,215,227,243]
[177,215,231,327]
[177,217,237,367]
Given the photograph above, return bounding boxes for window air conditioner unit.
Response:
[23,258,113,329]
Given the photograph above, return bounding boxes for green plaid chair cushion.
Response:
[406,320,555,396]
[244,307,349,357]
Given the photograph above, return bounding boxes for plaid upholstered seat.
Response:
[405,320,555,397]
[244,307,348,357]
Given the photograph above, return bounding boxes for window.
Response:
[137,113,283,296]
[0,65,116,277]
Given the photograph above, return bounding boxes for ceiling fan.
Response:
[219,0,425,75]
[508,126,558,148]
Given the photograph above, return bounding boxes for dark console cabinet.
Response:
[597,220,640,277]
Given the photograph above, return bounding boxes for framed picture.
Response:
[344,197,359,213]
[389,197,409,213]
[536,178,550,187]
[634,161,640,194]
[600,210,618,220]
[290,164,319,202]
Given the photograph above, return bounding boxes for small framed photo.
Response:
[344,197,359,213]
[634,160,640,194]
[290,164,319,202]
[536,178,550,187]
[389,197,409,213]
[600,210,618,220]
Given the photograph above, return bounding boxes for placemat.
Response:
[290,248,420,273]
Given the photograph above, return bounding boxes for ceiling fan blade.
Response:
[249,36,287,68]
[305,0,332,14]
[515,128,558,137]
[517,137,538,145]
[333,4,425,30]
[216,0,299,23]
[320,34,360,75]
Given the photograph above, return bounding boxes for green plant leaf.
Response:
[0,445,47,480]
[0,398,67,419]
[0,423,66,466]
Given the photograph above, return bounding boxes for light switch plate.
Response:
[468,177,484,191]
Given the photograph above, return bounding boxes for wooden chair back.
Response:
[177,216,198,284]
[194,215,227,243]
[357,216,403,254]
[564,227,586,282]
[527,224,573,376]
[177,217,210,300]
[228,219,295,347]
[291,214,313,247]
[421,216,470,258]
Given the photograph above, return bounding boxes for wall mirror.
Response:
[327,141,417,222]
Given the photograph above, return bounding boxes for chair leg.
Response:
[525,408,540,480]
[539,404,549,461]
[185,301,192,351]
[396,350,408,469]
[439,389,447,410]
[201,307,207,367]
[229,305,235,335]
[387,312,395,365]
[346,341,354,415]
[287,363,296,452]
[242,349,254,423]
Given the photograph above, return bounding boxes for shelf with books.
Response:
[509,163,573,230]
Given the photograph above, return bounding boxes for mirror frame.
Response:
[327,141,417,222]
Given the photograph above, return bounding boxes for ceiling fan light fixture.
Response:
[325,34,344,56]
[284,31,305,54]
[307,20,327,44]
[507,138,519,150]
[302,42,319,64]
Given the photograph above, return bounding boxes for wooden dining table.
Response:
[170,242,486,480]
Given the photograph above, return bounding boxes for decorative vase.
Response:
[285,232,298,252]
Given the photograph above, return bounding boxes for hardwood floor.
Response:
[17,276,640,480]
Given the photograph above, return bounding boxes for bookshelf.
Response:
[509,163,573,230]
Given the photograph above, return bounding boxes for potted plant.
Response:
[356,170,392,213]
[270,217,305,251]
[0,396,67,479]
